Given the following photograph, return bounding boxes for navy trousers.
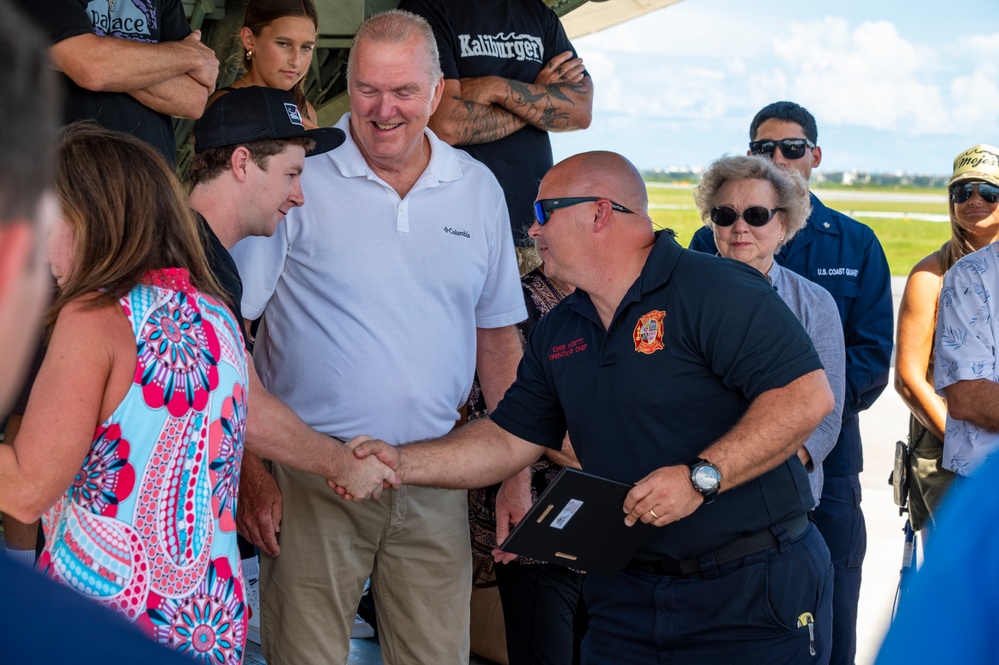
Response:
[581,523,832,664]
[495,562,584,665]
[813,474,867,665]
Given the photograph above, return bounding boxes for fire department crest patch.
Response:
[633,310,665,354]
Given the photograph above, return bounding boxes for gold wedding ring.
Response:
[648,508,660,520]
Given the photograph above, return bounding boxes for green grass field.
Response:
[648,184,951,276]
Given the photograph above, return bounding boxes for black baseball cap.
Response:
[193,86,345,156]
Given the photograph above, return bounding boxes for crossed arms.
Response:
[430,51,593,146]
[51,30,219,119]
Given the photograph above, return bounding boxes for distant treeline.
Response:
[643,169,950,189]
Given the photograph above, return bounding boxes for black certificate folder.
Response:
[499,468,654,575]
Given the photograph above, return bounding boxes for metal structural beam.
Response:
[558,0,685,40]
[175,0,682,176]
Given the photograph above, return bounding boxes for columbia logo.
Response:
[444,227,470,238]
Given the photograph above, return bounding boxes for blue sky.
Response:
[551,0,999,175]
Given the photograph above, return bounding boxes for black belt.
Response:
[627,513,810,577]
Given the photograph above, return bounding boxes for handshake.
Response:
[326,436,404,502]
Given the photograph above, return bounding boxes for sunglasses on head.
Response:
[950,182,999,205]
[749,138,815,161]
[710,206,781,227]
[533,197,637,225]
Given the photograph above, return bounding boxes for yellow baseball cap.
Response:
[949,144,999,188]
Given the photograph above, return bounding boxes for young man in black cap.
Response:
[188,87,398,553]
[189,85,344,336]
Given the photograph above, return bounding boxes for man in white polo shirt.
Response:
[230,9,525,665]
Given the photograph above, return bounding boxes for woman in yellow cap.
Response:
[895,144,999,534]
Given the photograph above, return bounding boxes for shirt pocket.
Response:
[814,276,860,302]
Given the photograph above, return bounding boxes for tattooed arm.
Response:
[428,78,528,146]
[428,52,594,146]
[489,51,593,132]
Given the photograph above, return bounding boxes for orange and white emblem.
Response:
[633,310,666,354]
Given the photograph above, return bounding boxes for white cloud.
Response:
[725,58,747,75]
[769,18,951,134]
[577,3,772,59]
[566,0,999,171]
[967,33,999,53]
[950,63,999,129]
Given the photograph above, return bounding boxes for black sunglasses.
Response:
[950,182,999,205]
[749,138,815,161]
[533,197,636,225]
[710,206,781,227]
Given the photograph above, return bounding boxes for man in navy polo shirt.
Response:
[689,101,893,665]
[352,150,836,664]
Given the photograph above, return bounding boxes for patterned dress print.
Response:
[39,269,249,662]
[69,423,135,518]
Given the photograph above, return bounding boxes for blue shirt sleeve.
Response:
[687,225,717,255]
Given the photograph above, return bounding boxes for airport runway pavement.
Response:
[854,275,909,665]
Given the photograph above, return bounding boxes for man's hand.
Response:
[535,51,585,86]
[350,437,402,471]
[326,436,401,501]
[623,465,703,527]
[492,467,532,564]
[236,453,283,557]
[178,30,219,89]
[456,75,506,107]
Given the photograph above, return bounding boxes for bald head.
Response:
[531,151,654,306]
[546,151,649,218]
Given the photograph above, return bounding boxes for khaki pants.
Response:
[260,463,472,665]
[907,415,956,532]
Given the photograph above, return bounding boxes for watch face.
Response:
[692,464,721,491]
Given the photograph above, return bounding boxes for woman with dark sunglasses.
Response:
[694,154,846,509]
[895,144,999,534]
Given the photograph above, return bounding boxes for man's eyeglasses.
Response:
[533,197,637,226]
[710,205,781,227]
[749,138,816,161]
[950,182,999,205]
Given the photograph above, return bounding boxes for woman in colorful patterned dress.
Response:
[0,123,249,663]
